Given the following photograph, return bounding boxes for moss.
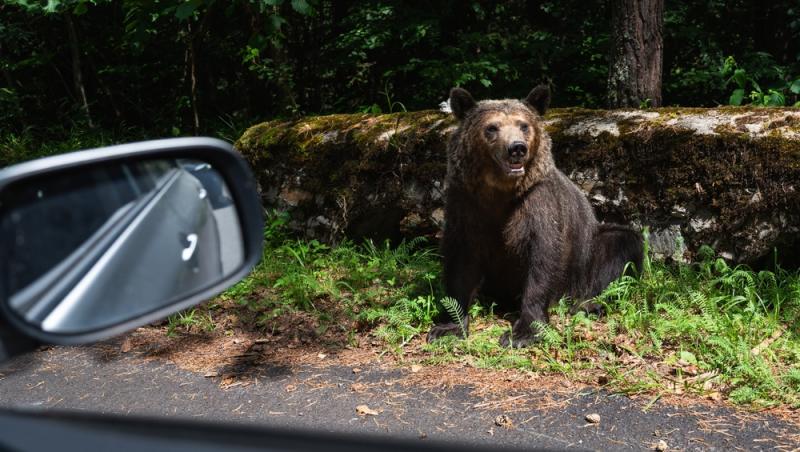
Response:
[235,119,292,160]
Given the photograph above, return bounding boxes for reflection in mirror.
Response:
[0,158,244,334]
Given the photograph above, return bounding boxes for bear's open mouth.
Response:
[507,162,525,175]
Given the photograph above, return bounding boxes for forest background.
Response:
[2,0,800,146]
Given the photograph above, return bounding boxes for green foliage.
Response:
[662,1,800,106]
[166,308,215,336]
[722,56,800,107]
[7,0,800,137]
[588,246,800,407]
[221,212,442,344]
[0,126,125,166]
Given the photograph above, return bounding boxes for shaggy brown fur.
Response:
[429,85,643,348]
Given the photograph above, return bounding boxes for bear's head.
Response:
[448,85,552,192]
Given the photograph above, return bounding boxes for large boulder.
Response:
[235,108,800,265]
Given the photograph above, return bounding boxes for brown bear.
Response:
[428,85,643,348]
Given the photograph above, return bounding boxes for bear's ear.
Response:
[524,85,551,116]
[449,87,476,120]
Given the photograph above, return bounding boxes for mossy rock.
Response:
[236,107,800,265]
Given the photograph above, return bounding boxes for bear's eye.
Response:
[520,123,530,132]
[486,125,499,134]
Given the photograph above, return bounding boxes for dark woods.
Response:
[2,0,799,137]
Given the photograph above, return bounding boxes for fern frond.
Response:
[440,296,467,338]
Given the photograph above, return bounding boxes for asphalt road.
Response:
[0,342,798,451]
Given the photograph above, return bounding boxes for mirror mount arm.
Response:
[0,318,39,361]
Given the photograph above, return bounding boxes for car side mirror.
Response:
[0,138,263,347]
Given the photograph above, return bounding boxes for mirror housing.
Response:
[0,137,263,347]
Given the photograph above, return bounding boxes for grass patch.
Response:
[187,213,800,409]
[213,211,444,348]
[166,308,216,337]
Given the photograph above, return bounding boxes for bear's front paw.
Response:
[499,330,541,348]
[427,323,467,342]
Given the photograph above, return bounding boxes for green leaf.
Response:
[721,56,737,76]
[679,350,698,365]
[175,0,203,21]
[268,14,286,32]
[729,89,745,106]
[732,68,747,89]
[291,0,314,15]
[479,78,492,88]
[790,79,800,95]
[44,0,60,13]
[73,1,88,15]
[766,90,785,107]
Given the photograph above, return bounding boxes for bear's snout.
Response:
[507,141,528,160]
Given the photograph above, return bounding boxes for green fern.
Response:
[440,296,467,338]
[531,320,562,347]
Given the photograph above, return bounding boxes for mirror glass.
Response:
[0,157,245,334]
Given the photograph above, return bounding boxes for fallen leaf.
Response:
[350,383,367,392]
[698,371,719,391]
[751,325,786,356]
[655,439,668,451]
[120,337,132,353]
[317,353,327,359]
[695,182,705,194]
[352,367,362,374]
[585,413,601,424]
[355,404,379,416]
[220,376,250,389]
[410,364,422,373]
[494,414,514,429]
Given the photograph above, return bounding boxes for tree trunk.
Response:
[269,5,298,114]
[607,0,663,108]
[86,55,122,119]
[0,40,15,89]
[1,67,15,90]
[186,21,201,134]
[65,12,93,128]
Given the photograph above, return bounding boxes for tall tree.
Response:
[607,0,664,107]
[65,9,93,127]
